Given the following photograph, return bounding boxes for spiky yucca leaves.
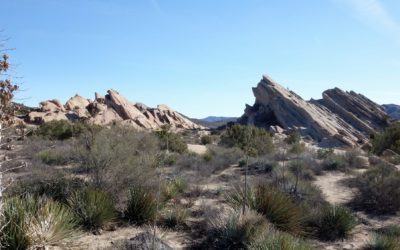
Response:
[226,184,304,235]
[366,234,400,250]
[316,205,356,241]
[68,188,115,231]
[0,196,77,249]
[26,199,77,248]
[125,186,158,225]
[210,210,269,249]
[250,231,312,250]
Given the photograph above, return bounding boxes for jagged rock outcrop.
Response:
[239,75,390,147]
[27,89,204,130]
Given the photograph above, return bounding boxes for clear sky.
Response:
[3,0,400,118]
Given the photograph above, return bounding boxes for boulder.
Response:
[65,94,90,111]
[39,99,65,112]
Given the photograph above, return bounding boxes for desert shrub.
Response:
[288,142,306,155]
[161,206,188,229]
[125,186,158,225]
[34,120,92,140]
[220,124,274,155]
[156,128,187,153]
[77,126,158,201]
[322,154,347,171]
[352,164,400,214]
[36,149,69,165]
[209,210,269,249]
[0,196,77,249]
[314,205,356,241]
[316,148,335,159]
[10,175,85,204]
[365,234,400,250]
[344,150,366,169]
[285,130,301,145]
[289,161,315,181]
[377,225,400,238]
[68,188,116,230]
[371,122,400,155]
[227,185,304,235]
[248,159,278,173]
[206,145,244,173]
[201,135,213,145]
[162,176,187,201]
[249,231,311,250]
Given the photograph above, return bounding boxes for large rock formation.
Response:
[27,90,204,130]
[239,75,390,147]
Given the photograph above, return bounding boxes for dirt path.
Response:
[187,144,207,155]
[313,171,356,205]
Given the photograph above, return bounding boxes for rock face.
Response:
[27,90,204,130]
[239,75,390,147]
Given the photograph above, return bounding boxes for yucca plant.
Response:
[68,188,116,231]
[254,185,304,235]
[26,199,78,247]
[125,186,158,224]
[210,210,269,249]
[0,196,78,249]
[249,231,312,250]
[366,234,400,250]
[316,205,356,241]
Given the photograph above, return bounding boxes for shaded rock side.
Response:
[239,75,389,147]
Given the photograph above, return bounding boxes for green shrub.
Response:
[249,159,278,173]
[125,186,158,224]
[315,205,356,241]
[366,234,400,250]
[36,149,68,165]
[227,185,304,235]
[162,177,187,201]
[0,196,77,249]
[161,206,188,229]
[34,120,92,140]
[352,164,400,214]
[322,154,347,171]
[210,210,269,249]
[285,130,301,145]
[250,231,311,250]
[289,142,306,155]
[316,148,334,159]
[68,188,116,230]
[377,225,400,238]
[371,122,400,155]
[201,135,213,145]
[220,124,274,155]
[156,127,188,153]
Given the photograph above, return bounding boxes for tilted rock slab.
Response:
[239,75,389,147]
[27,89,204,130]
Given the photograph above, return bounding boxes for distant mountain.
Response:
[383,104,400,120]
[191,116,237,128]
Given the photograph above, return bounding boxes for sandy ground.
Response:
[187,144,208,155]
[313,171,357,204]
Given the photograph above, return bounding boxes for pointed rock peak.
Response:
[262,74,278,86]
[157,104,172,111]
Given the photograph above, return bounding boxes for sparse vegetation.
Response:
[34,120,92,140]
[371,122,400,155]
[352,164,400,214]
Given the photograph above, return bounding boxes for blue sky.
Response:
[3,0,400,118]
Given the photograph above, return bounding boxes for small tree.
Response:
[0,38,20,231]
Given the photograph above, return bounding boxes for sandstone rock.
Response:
[239,75,389,147]
[269,125,284,134]
[382,149,399,158]
[28,111,68,124]
[105,89,146,120]
[65,94,90,111]
[39,99,65,112]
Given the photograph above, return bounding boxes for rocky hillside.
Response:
[27,90,204,130]
[239,75,390,147]
[383,104,400,120]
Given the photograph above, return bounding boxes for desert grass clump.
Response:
[68,188,116,231]
[0,196,77,249]
[322,154,347,171]
[352,164,400,214]
[125,186,158,225]
[161,206,188,229]
[249,231,312,250]
[209,210,269,249]
[314,205,356,241]
[227,185,304,235]
[365,234,400,250]
[162,176,187,201]
[36,149,69,165]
